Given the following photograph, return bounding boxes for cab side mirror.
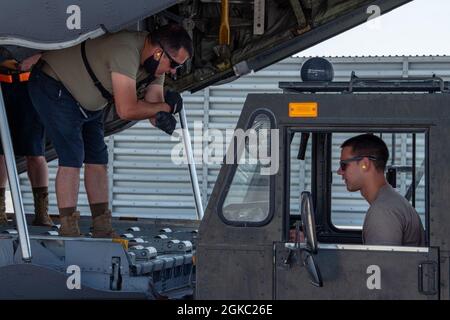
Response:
[301,191,318,254]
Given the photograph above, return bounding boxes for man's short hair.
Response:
[341,134,389,171]
[148,23,193,58]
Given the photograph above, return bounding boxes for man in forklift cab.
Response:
[27,23,192,238]
[0,47,53,227]
[337,134,425,247]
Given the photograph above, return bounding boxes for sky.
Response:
[298,0,450,57]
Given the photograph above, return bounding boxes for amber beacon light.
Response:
[289,102,318,118]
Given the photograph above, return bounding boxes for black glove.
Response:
[164,90,183,114]
[155,111,177,135]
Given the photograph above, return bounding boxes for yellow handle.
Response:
[219,0,230,45]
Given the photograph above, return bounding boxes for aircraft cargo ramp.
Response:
[0,215,198,299]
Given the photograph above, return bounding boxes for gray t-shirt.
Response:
[362,184,425,246]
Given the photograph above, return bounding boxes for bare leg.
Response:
[56,166,80,208]
[84,164,108,205]
[84,164,116,238]
[25,156,48,188]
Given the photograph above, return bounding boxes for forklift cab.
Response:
[197,77,448,300]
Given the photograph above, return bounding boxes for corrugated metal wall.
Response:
[17,55,450,226]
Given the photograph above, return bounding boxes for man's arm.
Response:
[19,53,42,71]
[145,83,164,103]
[144,83,164,126]
[111,72,170,120]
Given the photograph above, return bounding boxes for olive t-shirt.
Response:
[362,184,425,246]
[41,31,164,111]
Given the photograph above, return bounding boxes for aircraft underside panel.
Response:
[0,0,176,49]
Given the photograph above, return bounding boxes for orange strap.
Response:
[0,71,30,83]
[0,74,13,83]
[18,72,30,82]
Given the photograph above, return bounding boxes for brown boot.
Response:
[92,210,118,238]
[59,211,81,237]
[32,188,54,227]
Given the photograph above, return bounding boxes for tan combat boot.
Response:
[92,209,118,238]
[59,211,81,237]
[32,189,54,227]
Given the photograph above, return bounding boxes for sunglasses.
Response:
[157,41,183,70]
[339,155,378,171]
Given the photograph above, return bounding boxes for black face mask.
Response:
[142,54,161,81]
